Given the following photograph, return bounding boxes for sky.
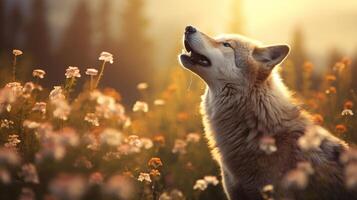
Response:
[8,0,357,67]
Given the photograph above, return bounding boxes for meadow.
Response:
[0,49,356,200]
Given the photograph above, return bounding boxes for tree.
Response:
[110,0,154,104]
[289,27,308,92]
[26,0,51,67]
[55,0,93,83]
[228,0,244,34]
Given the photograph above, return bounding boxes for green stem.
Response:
[12,55,17,81]
[94,61,106,89]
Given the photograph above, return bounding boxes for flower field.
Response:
[0,50,356,200]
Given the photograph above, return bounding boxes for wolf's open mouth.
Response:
[181,40,211,67]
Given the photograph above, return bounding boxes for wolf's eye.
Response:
[222,42,231,48]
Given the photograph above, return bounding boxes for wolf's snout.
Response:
[185,25,196,35]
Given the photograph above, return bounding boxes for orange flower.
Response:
[325,86,336,94]
[341,57,352,66]
[335,124,347,134]
[312,114,324,125]
[344,100,354,110]
[153,135,165,146]
[148,157,163,169]
[325,75,336,82]
[103,88,121,101]
[150,169,161,178]
[303,62,313,72]
[177,112,189,122]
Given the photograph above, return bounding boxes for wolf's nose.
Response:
[185,26,197,34]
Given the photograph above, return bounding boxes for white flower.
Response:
[85,68,98,76]
[32,102,47,114]
[32,69,46,79]
[52,99,71,120]
[132,101,148,113]
[100,128,122,146]
[193,179,208,191]
[5,134,21,149]
[137,172,151,183]
[0,119,14,129]
[84,113,99,126]
[20,164,39,184]
[49,86,65,101]
[65,66,81,79]
[126,135,142,148]
[154,99,166,106]
[140,138,153,149]
[49,174,86,200]
[5,82,23,97]
[23,120,40,129]
[259,136,277,154]
[99,51,114,64]
[137,82,148,90]
[172,139,187,154]
[12,49,23,56]
[342,109,354,116]
[22,82,35,98]
[186,132,201,143]
[203,176,219,186]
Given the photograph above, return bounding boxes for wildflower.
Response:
[261,184,274,200]
[6,82,23,97]
[49,174,87,200]
[325,86,336,94]
[57,128,79,147]
[154,99,166,106]
[148,157,163,169]
[154,135,165,146]
[22,82,35,98]
[341,109,354,116]
[193,179,208,191]
[172,139,187,154]
[140,138,153,149]
[177,112,189,121]
[52,99,71,120]
[85,68,98,76]
[20,163,40,184]
[19,188,35,200]
[32,102,47,114]
[312,114,324,125]
[335,124,347,134]
[203,176,219,186]
[282,168,308,189]
[298,126,329,151]
[84,113,99,126]
[0,148,21,166]
[32,69,46,79]
[4,134,21,149]
[13,49,23,56]
[0,87,16,113]
[0,169,11,184]
[100,128,122,146]
[344,100,354,109]
[0,119,14,129]
[74,156,93,169]
[325,74,336,82]
[126,135,142,148]
[132,101,149,112]
[159,190,185,200]
[150,169,161,179]
[138,172,151,183]
[23,120,40,129]
[333,62,346,72]
[99,51,114,64]
[49,86,65,101]
[65,66,81,79]
[259,136,277,154]
[345,163,357,189]
[137,82,148,90]
[104,175,134,199]
[89,172,103,185]
[186,132,201,143]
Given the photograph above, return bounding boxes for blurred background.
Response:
[0,0,357,104]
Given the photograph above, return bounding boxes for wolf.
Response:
[179,26,355,200]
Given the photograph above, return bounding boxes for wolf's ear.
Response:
[252,44,290,68]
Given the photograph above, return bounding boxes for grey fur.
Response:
[179,28,354,200]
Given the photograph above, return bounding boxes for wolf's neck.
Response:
[202,75,304,148]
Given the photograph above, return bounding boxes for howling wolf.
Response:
[179,26,355,200]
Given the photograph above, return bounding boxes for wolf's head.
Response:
[179,26,290,88]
